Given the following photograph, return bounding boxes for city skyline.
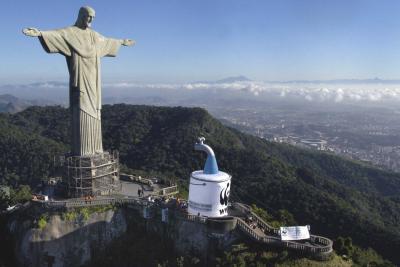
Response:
[2,0,400,84]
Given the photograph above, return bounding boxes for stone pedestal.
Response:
[64,151,120,198]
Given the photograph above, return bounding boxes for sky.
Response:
[2,0,400,84]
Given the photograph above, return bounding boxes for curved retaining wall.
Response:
[206,216,237,234]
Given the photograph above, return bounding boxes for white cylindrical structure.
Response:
[188,170,231,217]
[188,137,232,217]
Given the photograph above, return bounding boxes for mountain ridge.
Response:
[194,75,252,84]
[1,104,399,264]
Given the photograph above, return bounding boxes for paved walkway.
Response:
[120,181,152,197]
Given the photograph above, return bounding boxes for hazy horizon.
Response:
[3,77,400,110]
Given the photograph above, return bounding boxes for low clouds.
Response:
[334,88,344,103]
[175,81,400,104]
[3,80,400,105]
[305,95,313,101]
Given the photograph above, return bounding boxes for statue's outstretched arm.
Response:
[22,27,42,37]
[120,39,135,46]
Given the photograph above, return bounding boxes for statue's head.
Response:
[75,6,96,29]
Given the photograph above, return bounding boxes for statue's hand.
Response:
[22,27,41,37]
[121,39,135,46]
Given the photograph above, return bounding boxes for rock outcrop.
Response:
[10,208,127,267]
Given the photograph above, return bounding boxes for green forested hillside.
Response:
[1,104,400,265]
[0,112,66,186]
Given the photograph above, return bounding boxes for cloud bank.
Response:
[3,80,400,105]
[179,81,400,103]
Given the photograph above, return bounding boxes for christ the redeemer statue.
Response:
[23,6,134,156]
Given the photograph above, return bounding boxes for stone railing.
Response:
[36,197,149,209]
[236,218,263,241]
[120,173,154,186]
[178,212,208,224]
[151,185,179,197]
[34,185,178,209]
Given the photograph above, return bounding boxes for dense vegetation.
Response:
[0,104,399,265]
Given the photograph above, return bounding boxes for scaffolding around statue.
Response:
[63,151,121,198]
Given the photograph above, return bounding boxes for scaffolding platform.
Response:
[64,151,121,198]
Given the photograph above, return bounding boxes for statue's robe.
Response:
[39,26,121,156]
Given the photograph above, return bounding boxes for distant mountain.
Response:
[193,76,400,85]
[194,75,252,84]
[1,104,399,264]
[0,94,20,103]
[0,94,31,113]
[0,83,67,105]
[215,75,252,83]
[0,94,56,113]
